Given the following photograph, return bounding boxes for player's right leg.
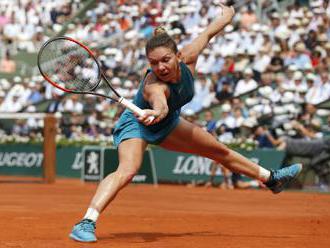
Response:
[70,138,148,242]
[160,118,302,194]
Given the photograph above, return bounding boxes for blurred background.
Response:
[0,0,329,191]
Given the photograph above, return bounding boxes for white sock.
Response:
[258,167,271,182]
[83,208,100,222]
[249,180,260,187]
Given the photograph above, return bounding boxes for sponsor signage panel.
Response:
[81,146,157,185]
[0,144,43,176]
[152,148,285,183]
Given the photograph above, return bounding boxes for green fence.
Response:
[0,144,286,184]
[0,144,82,178]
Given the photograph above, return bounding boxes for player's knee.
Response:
[116,168,137,185]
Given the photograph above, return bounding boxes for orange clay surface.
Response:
[0,176,330,248]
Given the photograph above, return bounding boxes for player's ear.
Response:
[176,51,183,61]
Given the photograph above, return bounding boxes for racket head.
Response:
[37,36,102,94]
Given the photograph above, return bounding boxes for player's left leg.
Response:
[70,138,148,242]
[160,118,302,193]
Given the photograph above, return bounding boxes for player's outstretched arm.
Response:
[180,4,235,72]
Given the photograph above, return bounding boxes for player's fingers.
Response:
[218,2,235,14]
[143,116,156,126]
[137,112,155,125]
[137,114,148,122]
[230,5,235,13]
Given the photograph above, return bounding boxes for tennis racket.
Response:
[37,36,153,121]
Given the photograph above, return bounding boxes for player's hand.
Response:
[137,109,168,126]
[219,3,235,23]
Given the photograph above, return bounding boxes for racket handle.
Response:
[119,97,155,122]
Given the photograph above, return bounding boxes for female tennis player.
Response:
[70,4,302,242]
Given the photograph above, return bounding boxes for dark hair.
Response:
[145,26,178,55]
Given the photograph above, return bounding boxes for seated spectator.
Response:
[267,45,284,74]
[26,82,44,105]
[222,53,236,74]
[253,126,279,149]
[234,68,258,96]
[281,137,330,191]
[46,91,63,113]
[12,119,29,136]
[183,73,214,113]
[292,71,308,96]
[301,103,318,122]
[304,29,318,50]
[234,49,250,73]
[304,76,319,104]
[231,97,249,118]
[1,94,23,112]
[216,80,233,102]
[260,32,273,54]
[290,42,312,70]
[232,107,245,131]
[310,49,322,68]
[202,110,217,134]
[216,124,234,144]
[282,71,303,91]
[195,49,216,74]
[290,119,323,139]
[0,50,16,73]
[216,103,236,129]
[215,68,235,101]
[87,124,100,138]
[253,46,271,75]
[62,95,83,113]
[278,103,323,140]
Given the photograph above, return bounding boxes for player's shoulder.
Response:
[143,72,169,98]
[144,72,166,87]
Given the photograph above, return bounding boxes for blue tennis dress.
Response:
[113,62,194,147]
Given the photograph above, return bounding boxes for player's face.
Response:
[147,47,180,83]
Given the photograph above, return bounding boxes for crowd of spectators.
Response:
[0,0,329,154]
[0,0,81,55]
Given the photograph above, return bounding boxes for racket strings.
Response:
[93,77,119,100]
[38,39,100,92]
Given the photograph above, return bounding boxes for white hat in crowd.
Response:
[293,71,303,80]
[244,68,253,75]
[281,91,295,103]
[111,77,121,86]
[306,73,316,81]
[221,103,231,112]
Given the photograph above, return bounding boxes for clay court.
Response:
[1,176,329,248]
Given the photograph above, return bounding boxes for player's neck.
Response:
[171,62,181,83]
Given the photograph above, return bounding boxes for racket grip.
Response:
[119,97,155,122]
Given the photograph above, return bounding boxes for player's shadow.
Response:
[99,231,297,243]
[99,231,216,243]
